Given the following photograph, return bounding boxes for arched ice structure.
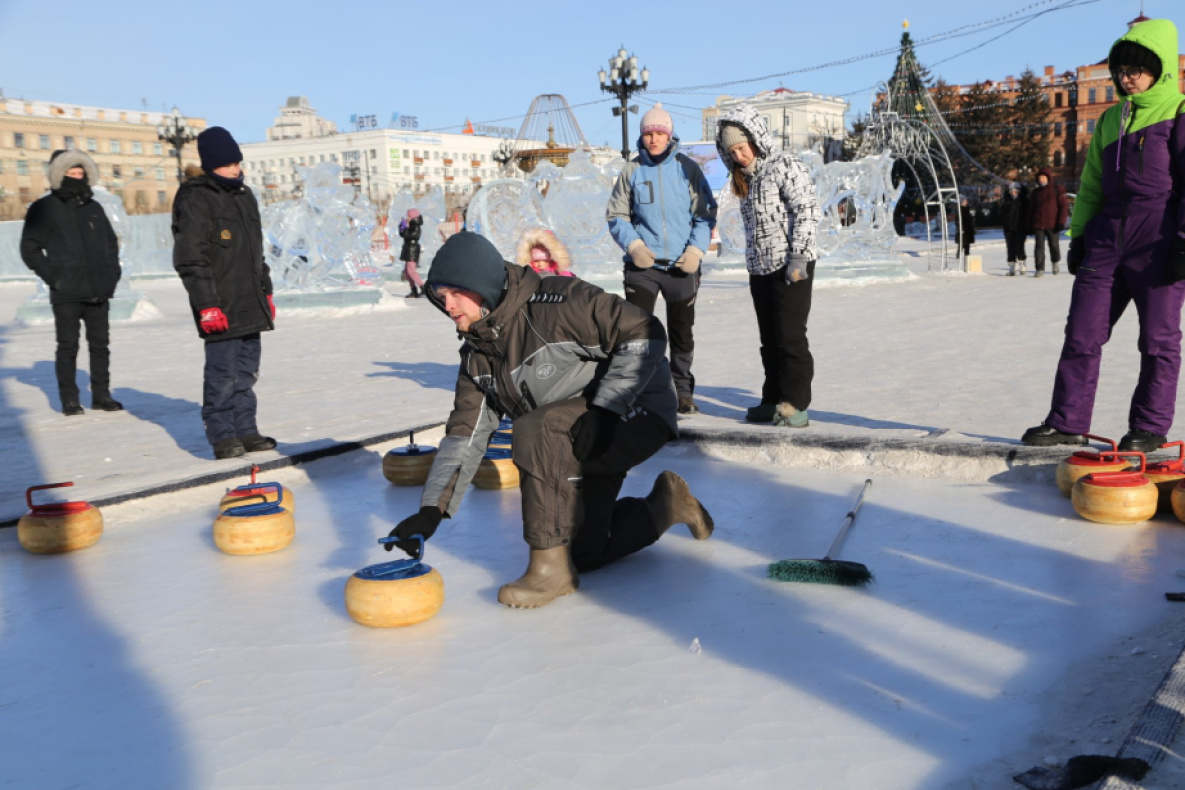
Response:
[469,149,908,284]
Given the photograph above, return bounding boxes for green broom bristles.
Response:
[767,558,873,586]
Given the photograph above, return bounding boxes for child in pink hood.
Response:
[515,227,575,277]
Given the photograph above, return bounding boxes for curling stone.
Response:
[473,446,519,490]
[1072,454,1158,525]
[345,536,444,628]
[1055,435,1130,496]
[220,465,295,514]
[382,432,438,486]
[17,483,103,555]
[213,498,295,555]
[1144,441,1184,513]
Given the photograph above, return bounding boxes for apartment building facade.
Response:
[0,94,206,220]
[701,88,850,157]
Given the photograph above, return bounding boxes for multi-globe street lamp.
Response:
[156,106,196,185]
[598,47,649,160]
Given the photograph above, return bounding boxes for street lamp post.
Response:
[598,46,649,160]
[156,107,196,184]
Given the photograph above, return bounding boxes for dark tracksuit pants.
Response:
[1004,229,1028,264]
[623,265,699,400]
[53,299,111,405]
[749,261,815,411]
[511,397,672,572]
[1033,229,1061,272]
[202,333,262,446]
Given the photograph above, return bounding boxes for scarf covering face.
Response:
[209,170,245,190]
[55,174,92,204]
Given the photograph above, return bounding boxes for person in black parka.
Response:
[172,127,276,460]
[398,208,425,298]
[20,149,123,416]
[957,197,977,259]
[1001,182,1029,275]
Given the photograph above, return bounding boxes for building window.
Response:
[370,149,377,158]
[87,138,97,152]
[39,134,50,149]
[403,149,409,157]
[13,133,24,148]
[433,151,439,159]
[111,140,122,154]
[154,142,163,155]
[1053,150,1064,166]
[1054,93,1063,108]
[131,141,142,154]
[1087,119,1096,133]
[155,167,165,181]
[112,165,122,178]
[64,136,74,148]
[1087,88,1097,104]
[16,159,28,175]
[1105,86,1114,102]
[134,167,144,178]
[1054,122,1062,136]
[157,191,167,206]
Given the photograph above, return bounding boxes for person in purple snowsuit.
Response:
[1022,18,1185,452]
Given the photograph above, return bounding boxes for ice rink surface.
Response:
[4,434,1185,789]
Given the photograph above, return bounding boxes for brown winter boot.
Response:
[645,471,715,540]
[497,546,580,609]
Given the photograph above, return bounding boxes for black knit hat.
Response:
[197,126,243,172]
[426,231,508,309]
[1110,40,1162,83]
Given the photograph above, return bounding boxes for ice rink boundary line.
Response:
[1,422,1074,529]
[0,421,445,529]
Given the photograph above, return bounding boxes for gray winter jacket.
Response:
[715,104,820,275]
[421,263,678,516]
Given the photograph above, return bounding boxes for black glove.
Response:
[385,506,443,555]
[571,406,619,462]
[1170,240,1185,283]
[1067,237,1085,275]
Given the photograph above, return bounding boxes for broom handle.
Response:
[823,479,873,561]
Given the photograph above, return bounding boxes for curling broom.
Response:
[768,478,873,585]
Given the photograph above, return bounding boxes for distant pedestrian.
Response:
[1027,167,1069,276]
[607,103,717,415]
[20,149,123,416]
[398,208,425,298]
[957,197,976,259]
[1001,183,1029,275]
[515,227,575,277]
[1021,18,1185,452]
[173,126,276,460]
[715,105,820,428]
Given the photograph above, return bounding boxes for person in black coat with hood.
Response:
[172,127,276,460]
[1001,182,1029,275]
[398,208,425,297]
[20,149,123,416]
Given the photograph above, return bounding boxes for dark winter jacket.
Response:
[398,215,423,262]
[420,263,678,516]
[714,104,820,275]
[1070,18,1185,274]
[958,204,977,245]
[1000,191,1028,232]
[1027,168,1069,231]
[20,185,121,305]
[172,174,273,342]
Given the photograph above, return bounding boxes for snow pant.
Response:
[403,259,424,289]
[202,333,262,446]
[623,265,699,400]
[1004,229,1028,264]
[1033,229,1061,272]
[1045,225,1185,437]
[53,298,111,405]
[511,397,673,572]
[749,261,815,411]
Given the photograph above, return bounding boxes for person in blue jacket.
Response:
[607,103,717,415]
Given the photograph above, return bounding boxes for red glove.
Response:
[199,308,229,334]
[267,294,275,321]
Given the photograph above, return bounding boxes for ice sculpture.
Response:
[388,185,447,273]
[263,162,388,306]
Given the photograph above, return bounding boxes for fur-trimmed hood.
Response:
[48,149,99,191]
[515,227,572,273]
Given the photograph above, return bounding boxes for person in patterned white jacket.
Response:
[715,104,820,427]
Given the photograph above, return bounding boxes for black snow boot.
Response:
[92,393,124,411]
[213,438,246,460]
[1118,428,1167,453]
[1020,423,1087,447]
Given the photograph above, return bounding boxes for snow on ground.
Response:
[3,234,1185,788]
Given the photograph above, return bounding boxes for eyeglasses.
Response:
[1115,67,1147,80]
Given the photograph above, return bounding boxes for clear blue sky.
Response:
[0,0,1174,146]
